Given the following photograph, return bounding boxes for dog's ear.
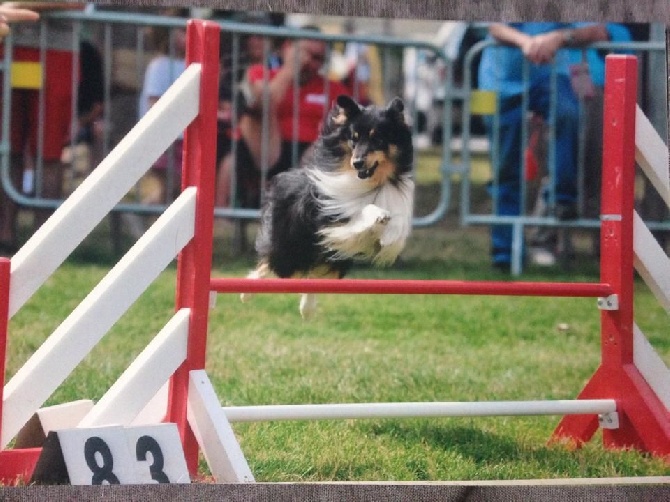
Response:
[332,95,361,125]
[385,97,406,122]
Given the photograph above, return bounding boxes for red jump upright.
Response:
[166,19,220,476]
[0,34,668,486]
[0,259,41,482]
[552,55,670,456]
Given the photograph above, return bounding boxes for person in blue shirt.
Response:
[478,23,610,271]
[138,12,187,206]
[568,23,632,88]
[526,23,631,264]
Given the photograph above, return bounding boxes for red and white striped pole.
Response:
[553,55,670,454]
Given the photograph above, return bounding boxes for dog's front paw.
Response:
[362,204,391,227]
[376,212,391,225]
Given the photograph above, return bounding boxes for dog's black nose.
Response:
[352,159,364,170]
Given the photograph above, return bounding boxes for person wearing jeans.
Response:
[478,22,610,270]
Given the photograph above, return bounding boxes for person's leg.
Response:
[1,84,30,250]
[0,155,23,252]
[582,87,604,257]
[237,108,281,172]
[553,78,580,212]
[232,138,263,209]
[1,71,34,250]
[531,76,579,217]
[486,100,524,268]
[215,152,234,208]
[582,86,604,217]
[32,159,65,230]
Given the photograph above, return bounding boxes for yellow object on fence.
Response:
[470,90,497,116]
[10,62,42,89]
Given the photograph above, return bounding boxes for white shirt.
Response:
[138,56,186,118]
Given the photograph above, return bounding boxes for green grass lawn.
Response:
[5,149,670,481]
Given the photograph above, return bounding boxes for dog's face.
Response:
[331,95,413,185]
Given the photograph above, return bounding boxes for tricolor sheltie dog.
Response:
[242,95,415,318]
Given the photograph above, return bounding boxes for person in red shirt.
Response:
[216,33,350,209]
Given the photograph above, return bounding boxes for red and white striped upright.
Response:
[552,55,670,454]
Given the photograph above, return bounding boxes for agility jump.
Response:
[0,20,668,483]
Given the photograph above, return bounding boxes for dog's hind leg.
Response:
[299,267,341,319]
[299,293,318,320]
[240,261,271,303]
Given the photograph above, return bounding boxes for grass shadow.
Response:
[368,420,528,462]
[361,420,616,480]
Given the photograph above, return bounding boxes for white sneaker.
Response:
[529,246,557,267]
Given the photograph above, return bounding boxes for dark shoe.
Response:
[529,245,557,267]
[492,261,511,273]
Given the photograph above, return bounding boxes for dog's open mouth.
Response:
[356,161,379,179]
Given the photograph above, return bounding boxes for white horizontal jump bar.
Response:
[222,400,617,422]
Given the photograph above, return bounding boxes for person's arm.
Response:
[488,23,532,48]
[489,23,609,65]
[246,40,310,111]
[1,2,85,11]
[0,3,39,38]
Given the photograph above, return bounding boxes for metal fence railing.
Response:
[457,38,668,274]
[2,9,667,271]
[0,8,460,252]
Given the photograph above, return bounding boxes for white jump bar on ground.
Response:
[221,400,616,422]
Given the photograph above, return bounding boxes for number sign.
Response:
[30,424,190,485]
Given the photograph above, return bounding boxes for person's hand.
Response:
[0,3,39,39]
[295,41,315,70]
[520,31,564,65]
[284,40,319,74]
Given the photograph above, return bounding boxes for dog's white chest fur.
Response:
[309,170,414,264]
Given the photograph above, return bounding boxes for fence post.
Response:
[552,55,670,454]
[166,19,220,476]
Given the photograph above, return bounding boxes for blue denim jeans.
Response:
[486,76,579,265]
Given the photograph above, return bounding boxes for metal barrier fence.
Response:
[0,8,458,247]
[2,11,667,271]
[458,37,669,274]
